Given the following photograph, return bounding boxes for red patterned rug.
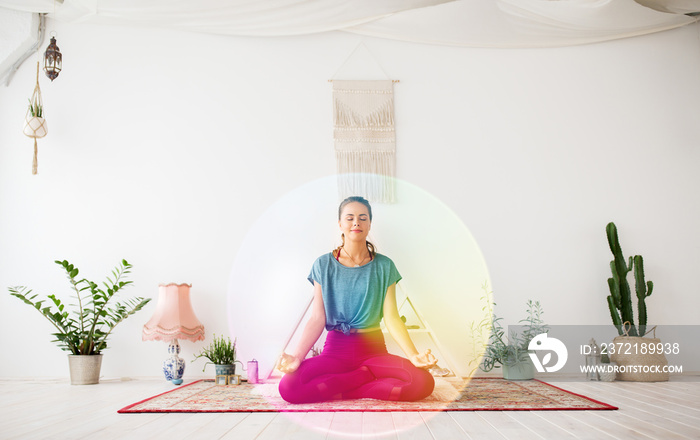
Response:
[118,378,617,413]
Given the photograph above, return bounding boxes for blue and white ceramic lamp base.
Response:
[163,339,186,385]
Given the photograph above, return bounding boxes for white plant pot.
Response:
[23,116,47,138]
[68,354,103,385]
[502,357,535,380]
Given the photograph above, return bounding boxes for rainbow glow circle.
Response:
[228,174,491,435]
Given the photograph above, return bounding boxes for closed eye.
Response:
[345,215,369,221]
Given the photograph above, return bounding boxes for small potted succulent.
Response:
[599,352,617,382]
[193,334,242,377]
[23,96,48,139]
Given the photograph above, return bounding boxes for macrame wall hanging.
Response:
[23,62,48,175]
[332,80,397,204]
[330,42,398,204]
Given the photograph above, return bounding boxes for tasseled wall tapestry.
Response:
[333,80,396,203]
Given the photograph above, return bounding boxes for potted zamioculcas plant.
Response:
[8,259,151,385]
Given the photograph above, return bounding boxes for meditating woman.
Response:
[277,196,436,404]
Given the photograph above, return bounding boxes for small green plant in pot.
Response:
[470,285,548,380]
[598,352,617,382]
[7,259,151,384]
[193,334,242,377]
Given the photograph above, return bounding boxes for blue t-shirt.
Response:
[307,252,402,335]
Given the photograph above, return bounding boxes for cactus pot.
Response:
[502,357,535,380]
[610,336,669,382]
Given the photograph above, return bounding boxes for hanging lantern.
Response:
[43,36,62,81]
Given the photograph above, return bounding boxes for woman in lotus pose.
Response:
[277,196,436,403]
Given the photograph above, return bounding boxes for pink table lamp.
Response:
[142,283,204,385]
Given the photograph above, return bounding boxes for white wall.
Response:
[1,19,698,379]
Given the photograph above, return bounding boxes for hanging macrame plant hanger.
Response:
[23,62,48,175]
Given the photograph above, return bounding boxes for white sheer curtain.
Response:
[0,0,696,47]
[634,0,700,14]
[497,0,696,45]
[344,0,697,48]
[0,0,454,35]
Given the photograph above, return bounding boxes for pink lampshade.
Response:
[142,283,205,342]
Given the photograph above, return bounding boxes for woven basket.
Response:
[609,335,669,382]
[68,354,103,385]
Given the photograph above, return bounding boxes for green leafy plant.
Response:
[606,222,654,336]
[192,334,241,371]
[27,97,43,118]
[470,283,548,373]
[8,259,151,355]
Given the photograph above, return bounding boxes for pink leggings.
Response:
[278,330,434,404]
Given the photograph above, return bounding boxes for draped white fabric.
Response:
[0,0,454,35]
[0,0,697,47]
[634,0,700,14]
[344,0,697,48]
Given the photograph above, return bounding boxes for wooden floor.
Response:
[1,376,699,440]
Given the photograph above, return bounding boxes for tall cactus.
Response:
[605,222,654,336]
[634,255,654,336]
[606,222,636,336]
